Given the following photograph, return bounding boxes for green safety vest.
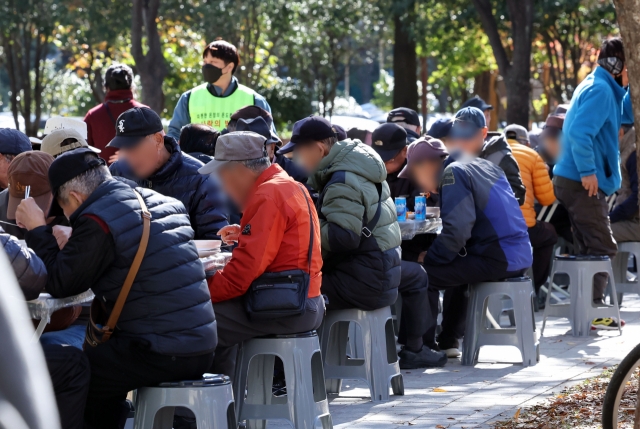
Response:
[188,83,256,131]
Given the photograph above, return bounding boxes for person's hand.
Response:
[108,151,119,164]
[15,198,46,231]
[218,224,241,245]
[581,174,599,197]
[417,251,427,264]
[52,225,72,249]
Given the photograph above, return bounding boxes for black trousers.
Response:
[528,221,558,292]
[396,261,437,349]
[83,337,213,429]
[43,344,91,429]
[211,296,325,379]
[424,254,526,349]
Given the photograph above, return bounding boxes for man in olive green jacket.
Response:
[279,116,402,310]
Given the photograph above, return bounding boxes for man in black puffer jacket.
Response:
[16,147,217,429]
[109,107,228,239]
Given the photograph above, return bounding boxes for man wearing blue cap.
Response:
[461,95,493,129]
[0,128,32,191]
[109,107,228,239]
[447,106,526,205]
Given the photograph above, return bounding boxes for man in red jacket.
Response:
[83,64,147,164]
[199,130,324,377]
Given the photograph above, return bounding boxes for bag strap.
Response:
[297,184,314,273]
[102,190,152,338]
[362,182,383,238]
[103,102,117,126]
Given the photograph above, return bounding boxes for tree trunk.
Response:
[611,8,640,424]
[131,0,168,114]
[392,5,418,111]
[472,0,534,127]
[420,56,428,127]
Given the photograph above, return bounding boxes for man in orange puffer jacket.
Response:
[504,125,558,296]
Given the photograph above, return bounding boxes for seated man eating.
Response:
[199,131,324,378]
[15,147,217,429]
[400,138,532,355]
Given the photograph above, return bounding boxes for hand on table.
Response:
[581,174,599,197]
[219,224,241,245]
[15,198,46,231]
[53,225,72,249]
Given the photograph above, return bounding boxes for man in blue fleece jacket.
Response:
[553,38,627,316]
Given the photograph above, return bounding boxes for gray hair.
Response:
[58,154,113,203]
[320,136,338,148]
[231,156,271,174]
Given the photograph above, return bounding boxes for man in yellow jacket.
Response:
[504,124,558,300]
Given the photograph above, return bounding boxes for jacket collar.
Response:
[70,180,127,224]
[594,66,627,101]
[147,137,184,182]
[105,89,134,103]
[207,76,239,97]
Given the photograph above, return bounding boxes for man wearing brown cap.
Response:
[0,151,68,240]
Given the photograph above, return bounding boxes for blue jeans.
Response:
[40,325,86,350]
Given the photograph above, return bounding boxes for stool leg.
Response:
[245,354,275,429]
[281,344,320,429]
[324,321,349,394]
[233,344,248,423]
[515,287,537,367]
[607,265,623,336]
[541,262,558,336]
[461,287,482,366]
[366,313,393,401]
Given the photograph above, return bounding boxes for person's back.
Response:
[309,139,402,310]
[427,153,531,272]
[84,64,147,163]
[480,133,526,205]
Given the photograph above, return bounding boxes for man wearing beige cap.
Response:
[41,128,101,158]
[0,151,68,239]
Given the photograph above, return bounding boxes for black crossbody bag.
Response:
[244,184,314,320]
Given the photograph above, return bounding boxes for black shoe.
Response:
[399,346,447,369]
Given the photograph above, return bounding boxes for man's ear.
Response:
[224,62,235,75]
[401,146,409,157]
[155,132,165,147]
[481,127,488,139]
[69,190,84,207]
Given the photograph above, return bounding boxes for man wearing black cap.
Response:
[371,123,447,368]
[461,95,493,129]
[15,147,217,429]
[281,115,403,331]
[109,107,228,239]
[387,107,422,143]
[0,128,32,191]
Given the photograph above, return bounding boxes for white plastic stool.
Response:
[133,374,235,429]
[541,255,621,337]
[233,331,332,429]
[462,277,539,367]
[319,307,404,402]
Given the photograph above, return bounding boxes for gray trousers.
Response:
[612,218,640,243]
[211,295,325,379]
[554,176,618,301]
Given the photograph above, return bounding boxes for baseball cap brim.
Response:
[199,158,231,175]
[107,134,146,149]
[7,193,52,220]
[277,141,296,155]
[398,165,411,180]
[374,147,404,162]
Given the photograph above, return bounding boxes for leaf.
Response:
[513,408,521,420]
[432,388,448,392]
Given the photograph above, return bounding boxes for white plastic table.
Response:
[398,218,442,240]
[27,290,95,341]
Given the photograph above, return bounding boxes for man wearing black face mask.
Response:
[553,37,628,324]
[168,40,273,140]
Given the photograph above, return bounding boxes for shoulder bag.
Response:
[84,190,152,349]
[244,184,314,320]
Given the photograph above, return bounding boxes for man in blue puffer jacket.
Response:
[109,107,228,239]
[553,38,627,315]
[15,147,217,429]
[401,141,532,357]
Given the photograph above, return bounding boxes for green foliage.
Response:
[372,69,394,111]
[257,77,313,130]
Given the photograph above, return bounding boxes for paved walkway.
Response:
[325,294,640,429]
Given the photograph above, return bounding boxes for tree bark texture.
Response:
[131,0,168,113]
[392,7,418,111]
[472,0,534,127]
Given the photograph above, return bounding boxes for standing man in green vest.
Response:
[168,40,274,140]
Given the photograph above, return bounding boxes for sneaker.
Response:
[591,317,625,331]
[442,347,462,358]
[399,346,447,369]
